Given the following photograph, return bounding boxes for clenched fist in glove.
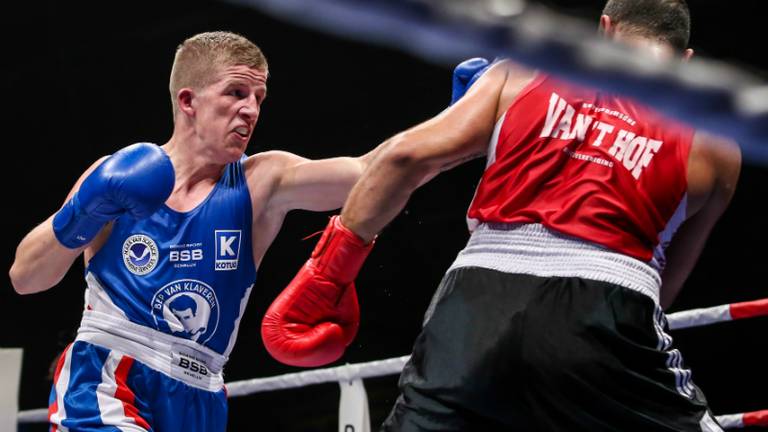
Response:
[451,57,491,105]
[261,216,374,367]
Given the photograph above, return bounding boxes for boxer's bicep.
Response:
[251,151,364,213]
[278,155,363,212]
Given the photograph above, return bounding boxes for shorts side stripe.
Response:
[114,356,151,430]
[654,307,695,399]
[48,343,74,432]
[96,352,150,430]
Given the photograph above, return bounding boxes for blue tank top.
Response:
[86,158,256,355]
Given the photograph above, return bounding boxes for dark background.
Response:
[2,1,766,430]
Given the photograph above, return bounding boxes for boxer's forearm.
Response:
[9,216,84,294]
[341,63,505,242]
[340,136,445,243]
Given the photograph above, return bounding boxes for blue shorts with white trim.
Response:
[49,340,227,432]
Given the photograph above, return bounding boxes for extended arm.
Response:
[341,62,510,241]
[262,141,390,214]
[258,57,494,216]
[260,62,515,367]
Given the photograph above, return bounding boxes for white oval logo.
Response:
[122,234,159,275]
[151,279,220,343]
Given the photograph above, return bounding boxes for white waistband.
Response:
[449,223,661,304]
[77,310,227,391]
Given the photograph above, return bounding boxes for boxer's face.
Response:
[192,64,268,163]
[172,307,195,329]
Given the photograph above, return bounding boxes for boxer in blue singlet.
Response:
[9,31,388,432]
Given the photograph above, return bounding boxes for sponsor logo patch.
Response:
[215,230,241,271]
[122,234,159,275]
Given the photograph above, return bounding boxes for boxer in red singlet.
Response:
[264,1,741,430]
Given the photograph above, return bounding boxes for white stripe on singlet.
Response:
[650,194,687,273]
[466,113,506,232]
[223,284,254,357]
[84,272,130,320]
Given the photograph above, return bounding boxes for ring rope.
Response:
[667,298,768,330]
[225,355,410,397]
[15,299,768,424]
[717,410,768,429]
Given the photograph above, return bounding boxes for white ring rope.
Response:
[13,349,767,429]
[16,408,47,424]
[717,410,768,429]
[18,402,768,429]
[225,355,410,397]
[14,356,409,424]
[14,296,768,428]
[667,298,768,330]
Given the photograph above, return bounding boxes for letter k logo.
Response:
[214,230,241,270]
[220,236,236,257]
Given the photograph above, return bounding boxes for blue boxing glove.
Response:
[450,57,491,105]
[52,143,175,248]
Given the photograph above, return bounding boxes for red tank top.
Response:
[467,74,693,261]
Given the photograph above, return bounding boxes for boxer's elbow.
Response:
[9,262,54,295]
[9,263,34,294]
[9,264,30,294]
[384,133,442,177]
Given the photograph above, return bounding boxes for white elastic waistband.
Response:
[449,223,661,304]
[77,310,227,391]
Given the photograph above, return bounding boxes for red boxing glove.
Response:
[261,216,374,367]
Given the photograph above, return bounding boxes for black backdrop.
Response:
[2,1,767,431]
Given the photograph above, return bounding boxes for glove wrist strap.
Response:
[52,197,107,249]
[310,216,374,285]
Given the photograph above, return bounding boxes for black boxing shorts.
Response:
[381,267,721,432]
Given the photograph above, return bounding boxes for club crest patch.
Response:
[122,234,159,275]
[151,279,220,343]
